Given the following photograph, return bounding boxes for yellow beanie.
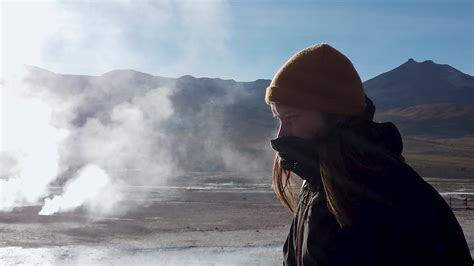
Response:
[265,43,366,116]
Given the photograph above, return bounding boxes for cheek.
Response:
[298,119,323,137]
[301,124,318,136]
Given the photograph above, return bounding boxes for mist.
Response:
[0,62,277,219]
[0,0,276,216]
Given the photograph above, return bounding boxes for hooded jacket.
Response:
[282,120,472,266]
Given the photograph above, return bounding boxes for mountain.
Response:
[12,60,474,178]
[364,58,474,109]
[363,59,474,137]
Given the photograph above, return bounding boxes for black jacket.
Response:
[282,121,472,266]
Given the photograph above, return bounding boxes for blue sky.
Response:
[1,0,472,82]
[227,0,473,81]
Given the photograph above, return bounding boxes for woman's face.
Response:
[271,103,326,140]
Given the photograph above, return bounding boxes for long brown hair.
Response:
[272,113,403,227]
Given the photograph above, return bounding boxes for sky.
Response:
[1,0,473,82]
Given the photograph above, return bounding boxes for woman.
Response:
[265,43,472,265]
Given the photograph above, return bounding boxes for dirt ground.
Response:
[0,188,292,265]
[1,180,473,265]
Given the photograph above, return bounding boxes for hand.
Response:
[270,136,322,183]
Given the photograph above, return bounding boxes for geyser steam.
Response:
[39,164,118,215]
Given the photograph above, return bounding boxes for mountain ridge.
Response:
[19,58,474,138]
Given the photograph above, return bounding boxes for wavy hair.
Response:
[272,113,405,227]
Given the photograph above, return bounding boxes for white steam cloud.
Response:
[1,70,177,214]
[61,85,176,186]
[0,83,68,211]
[39,164,119,215]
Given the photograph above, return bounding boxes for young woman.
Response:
[265,43,472,265]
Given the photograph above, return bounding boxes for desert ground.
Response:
[402,136,474,179]
[1,173,473,265]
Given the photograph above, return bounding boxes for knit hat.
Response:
[265,43,366,116]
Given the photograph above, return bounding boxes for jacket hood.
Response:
[371,121,404,159]
[336,94,404,160]
[338,118,404,160]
